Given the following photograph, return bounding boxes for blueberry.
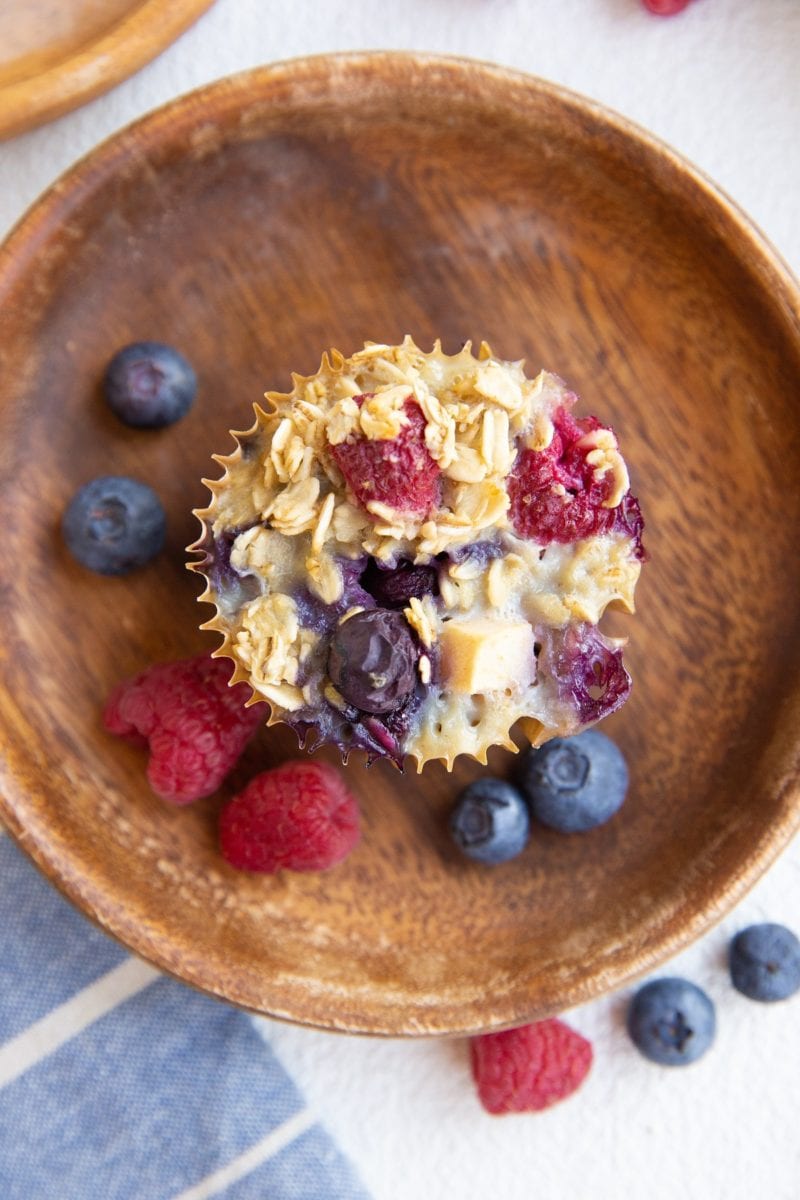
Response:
[627,977,716,1066]
[516,729,628,832]
[359,558,439,609]
[103,341,196,428]
[327,609,417,714]
[449,778,530,865]
[729,923,800,1002]
[62,476,166,575]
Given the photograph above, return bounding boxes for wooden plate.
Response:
[0,0,216,140]
[1,53,800,1036]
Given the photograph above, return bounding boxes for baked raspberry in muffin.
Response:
[190,339,645,770]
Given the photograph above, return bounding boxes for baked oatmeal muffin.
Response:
[190,338,645,770]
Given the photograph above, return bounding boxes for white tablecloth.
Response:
[2,2,798,1197]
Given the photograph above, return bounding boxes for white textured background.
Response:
[2,1,799,1197]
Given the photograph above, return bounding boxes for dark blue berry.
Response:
[627,977,716,1066]
[327,609,417,714]
[103,341,196,428]
[62,476,166,575]
[359,558,438,608]
[516,729,628,832]
[729,923,800,1002]
[449,778,530,865]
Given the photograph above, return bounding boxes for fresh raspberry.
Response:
[643,0,693,13]
[508,407,645,556]
[471,1018,593,1115]
[219,761,361,873]
[103,654,262,804]
[331,396,440,517]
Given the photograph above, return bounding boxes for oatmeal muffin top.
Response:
[192,338,644,770]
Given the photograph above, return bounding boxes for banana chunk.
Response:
[440,619,536,694]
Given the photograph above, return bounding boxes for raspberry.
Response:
[219,761,361,873]
[643,0,693,13]
[507,408,645,557]
[471,1018,593,1114]
[331,396,440,517]
[103,654,262,804]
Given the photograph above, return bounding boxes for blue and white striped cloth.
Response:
[0,834,370,1200]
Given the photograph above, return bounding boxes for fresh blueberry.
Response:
[729,923,800,1002]
[327,609,417,714]
[449,778,530,865]
[627,977,716,1066]
[103,341,196,428]
[516,729,628,832]
[62,476,166,575]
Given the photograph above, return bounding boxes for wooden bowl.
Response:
[0,0,216,140]
[1,53,799,1036]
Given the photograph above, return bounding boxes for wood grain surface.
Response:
[0,0,216,140]
[0,54,799,1036]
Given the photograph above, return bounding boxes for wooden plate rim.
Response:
[0,0,217,141]
[1,51,800,1035]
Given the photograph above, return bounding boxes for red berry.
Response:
[331,396,440,517]
[219,761,361,873]
[507,407,644,555]
[103,654,261,804]
[642,0,693,13]
[471,1018,593,1114]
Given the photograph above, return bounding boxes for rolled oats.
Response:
[266,476,320,536]
[311,491,335,552]
[232,593,318,708]
[445,445,488,484]
[486,556,509,608]
[577,428,630,508]
[448,558,483,582]
[305,549,343,604]
[404,595,439,648]
[359,387,411,440]
[332,500,370,546]
[473,362,524,412]
[326,396,361,446]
